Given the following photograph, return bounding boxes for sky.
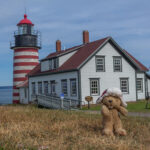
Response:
[0,0,150,86]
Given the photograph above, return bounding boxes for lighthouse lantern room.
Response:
[10,14,41,104]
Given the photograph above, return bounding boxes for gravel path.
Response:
[79,110,150,118]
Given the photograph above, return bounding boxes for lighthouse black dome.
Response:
[10,14,41,49]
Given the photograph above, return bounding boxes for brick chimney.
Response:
[56,40,61,52]
[83,30,89,44]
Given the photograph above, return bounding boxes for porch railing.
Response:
[31,94,82,110]
[145,92,150,109]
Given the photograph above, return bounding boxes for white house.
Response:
[19,31,150,104]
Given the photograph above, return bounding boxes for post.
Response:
[61,98,63,109]
[60,93,64,109]
[88,101,90,109]
[69,100,71,110]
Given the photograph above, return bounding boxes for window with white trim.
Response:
[113,56,122,72]
[51,81,56,94]
[38,82,42,94]
[49,60,52,70]
[120,78,129,93]
[137,78,143,93]
[32,82,36,95]
[96,56,105,72]
[90,79,99,95]
[44,81,48,94]
[61,80,68,95]
[70,79,77,96]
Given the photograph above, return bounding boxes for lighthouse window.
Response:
[22,25,28,34]
[18,25,28,35]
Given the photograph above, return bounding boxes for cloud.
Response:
[0,0,150,85]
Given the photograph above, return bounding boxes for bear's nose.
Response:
[108,100,112,103]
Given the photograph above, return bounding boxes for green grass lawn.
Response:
[82,100,150,112]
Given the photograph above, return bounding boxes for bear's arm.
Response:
[101,104,110,117]
[116,106,128,116]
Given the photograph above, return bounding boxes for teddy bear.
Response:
[96,88,128,136]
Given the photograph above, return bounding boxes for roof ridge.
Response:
[42,36,110,61]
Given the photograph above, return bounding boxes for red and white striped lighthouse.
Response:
[10,14,41,104]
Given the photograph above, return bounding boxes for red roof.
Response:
[28,37,108,76]
[28,37,148,77]
[123,49,149,71]
[42,44,83,60]
[17,14,34,26]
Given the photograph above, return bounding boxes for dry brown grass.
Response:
[0,105,150,150]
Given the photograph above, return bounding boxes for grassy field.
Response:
[82,100,150,112]
[0,105,150,150]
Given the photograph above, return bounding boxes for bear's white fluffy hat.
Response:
[96,87,127,107]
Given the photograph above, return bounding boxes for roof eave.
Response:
[41,45,84,62]
[28,69,78,77]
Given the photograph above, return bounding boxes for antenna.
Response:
[25,7,27,14]
[24,0,27,14]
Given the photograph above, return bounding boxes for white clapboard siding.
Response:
[80,42,136,103]
[29,71,78,102]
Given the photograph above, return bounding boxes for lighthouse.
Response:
[10,14,41,104]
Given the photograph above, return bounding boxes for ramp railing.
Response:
[31,94,81,110]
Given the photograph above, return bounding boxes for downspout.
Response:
[144,73,147,99]
[78,70,82,108]
[28,78,30,104]
[135,71,138,101]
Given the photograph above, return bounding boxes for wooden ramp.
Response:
[145,92,150,109]
[32,95,80,110]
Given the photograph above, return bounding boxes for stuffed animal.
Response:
[96,88,128,136]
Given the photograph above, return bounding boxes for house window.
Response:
[96,56,105,72]
[61,80,68,95]
[53,58,57,69]
[48,58,58,70]
[44,81,48,94]
[113,56,122,72]
[31,82,36,95]
[53,58,58,69]
[90,79,99,96]
[24,88,27,98]
[70,79,77,96]
[51,81,56,94]
[49,60,52,70]
[137,78,143,93]
[38,82,42,94]
[120,78,129,93]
